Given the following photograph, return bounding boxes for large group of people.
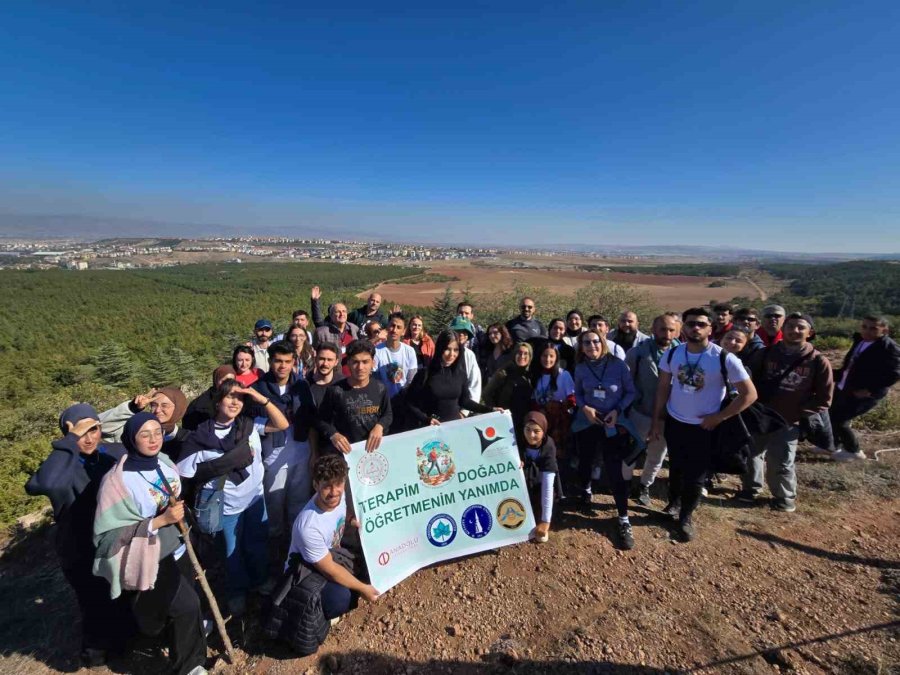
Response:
[25,288,900,672]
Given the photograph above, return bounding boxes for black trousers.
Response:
[61,557,135,652]
[576,425,631,517]
[129,554,206,675]
[828,388,880,454]
[663,415,713,522]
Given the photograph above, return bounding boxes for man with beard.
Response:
[457,302,486,355]
[313,301,360,377]
[252,341,317,538]
[348,292,387,333]
[306,343,344,407]
[711,303,734,344]
[651,308,757,542]
[626,313,681,506]
[608,310,650,353]
[252,318,275,372]
[741,313,833,511]
[506,296,547,344]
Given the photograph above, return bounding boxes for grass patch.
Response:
[797,459,900,503]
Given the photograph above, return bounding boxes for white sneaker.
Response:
[187,666,208,675]
[330,616,341,627]
[700,486,708,497]
[202,619,214,638]
[832,450,867,462]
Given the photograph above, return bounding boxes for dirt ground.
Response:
[2,444,898,675]
[363,261,761,312]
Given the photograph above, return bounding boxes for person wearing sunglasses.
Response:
[26,404,133,668]
[757,304,786,348]
[732,308,766,365]
[650,307,757,542]
[506,296,547,345]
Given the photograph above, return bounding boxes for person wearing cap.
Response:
[520,411,558,543]
[506,296,547,345]
[757,304,786,348]
[449,316,483,408]
[829,315,900,461]
[252,318,275,372]
[98,387,189,461]
[25,404,133,668]
[741,313,833,511]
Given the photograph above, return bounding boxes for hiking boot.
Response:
[677,518,695,543]
[636,485,652,507]
[578,493,594,515]
[617,521,635,550]
[734,489,758,504]
[662,500,680,519]
[771,498,797,513]
[832,450,866,462]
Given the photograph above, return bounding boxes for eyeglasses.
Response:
[137,429,164,441]
[743,317,759,323]
[582,338,602,345]
[685,321,711,328]
[521,305,534,310]
[763,314,783,319]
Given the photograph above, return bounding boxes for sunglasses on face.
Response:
[521,305,534,310]
[582,338,601,345]
[685,321,711,328]
[764,314,782,319]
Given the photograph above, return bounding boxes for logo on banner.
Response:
[461,504,493,539]
[475,425,504,453]
[378,551,391,566]
[416,440,456,487]
[357,452,390,486]
[426,514,458,547]
[497,499,526,530]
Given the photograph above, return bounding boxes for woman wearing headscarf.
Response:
[98,387,189,461]
[406,330,496,426]
[183,365,236,431]
[484,342,535,448]
[93,413,207,675]
[178,380,288,617]
[25,404,134,667]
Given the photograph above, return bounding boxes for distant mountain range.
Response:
[1,212,897,262]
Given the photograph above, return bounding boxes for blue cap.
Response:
[255,318,273,330]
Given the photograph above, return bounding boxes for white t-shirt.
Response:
[287,494,347,566]
[120,460,186,558]
[177,419,266,516]
[659,343,749,424]
[375,342,418,398]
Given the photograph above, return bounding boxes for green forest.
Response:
[0,262,417,525]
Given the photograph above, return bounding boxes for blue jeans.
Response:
[321,582,352,620]
[218,495,269,599]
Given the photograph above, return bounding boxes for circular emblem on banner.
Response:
[416,440,456,487]
[357,452,389,486]
[426,513,458,547]
[378,551,391,566]
[496,499,526,530]
[461,504,493,539]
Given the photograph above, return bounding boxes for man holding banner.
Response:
[344,411,535,593]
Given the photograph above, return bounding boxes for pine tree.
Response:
[92,341,142,388]
[429,285,457,332]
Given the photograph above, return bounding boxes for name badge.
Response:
[594,387,606,400]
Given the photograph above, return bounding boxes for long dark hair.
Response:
[429,330,462,376]
[530,341,560,393]
[484,322,513,353]
[231,344,255,372]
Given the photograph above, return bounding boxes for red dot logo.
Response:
[485,427,495,438]
[378,552,390,566]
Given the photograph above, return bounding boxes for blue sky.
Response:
[1,2,898,251]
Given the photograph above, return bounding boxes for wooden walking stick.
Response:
[168,495,236,664]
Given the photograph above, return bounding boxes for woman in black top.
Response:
[545,318,577,373]
[479,322,514,380]
[407,330,496,426]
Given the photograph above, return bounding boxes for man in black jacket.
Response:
[829,315,900,461]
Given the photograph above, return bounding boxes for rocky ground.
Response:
[2,439,898,675]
